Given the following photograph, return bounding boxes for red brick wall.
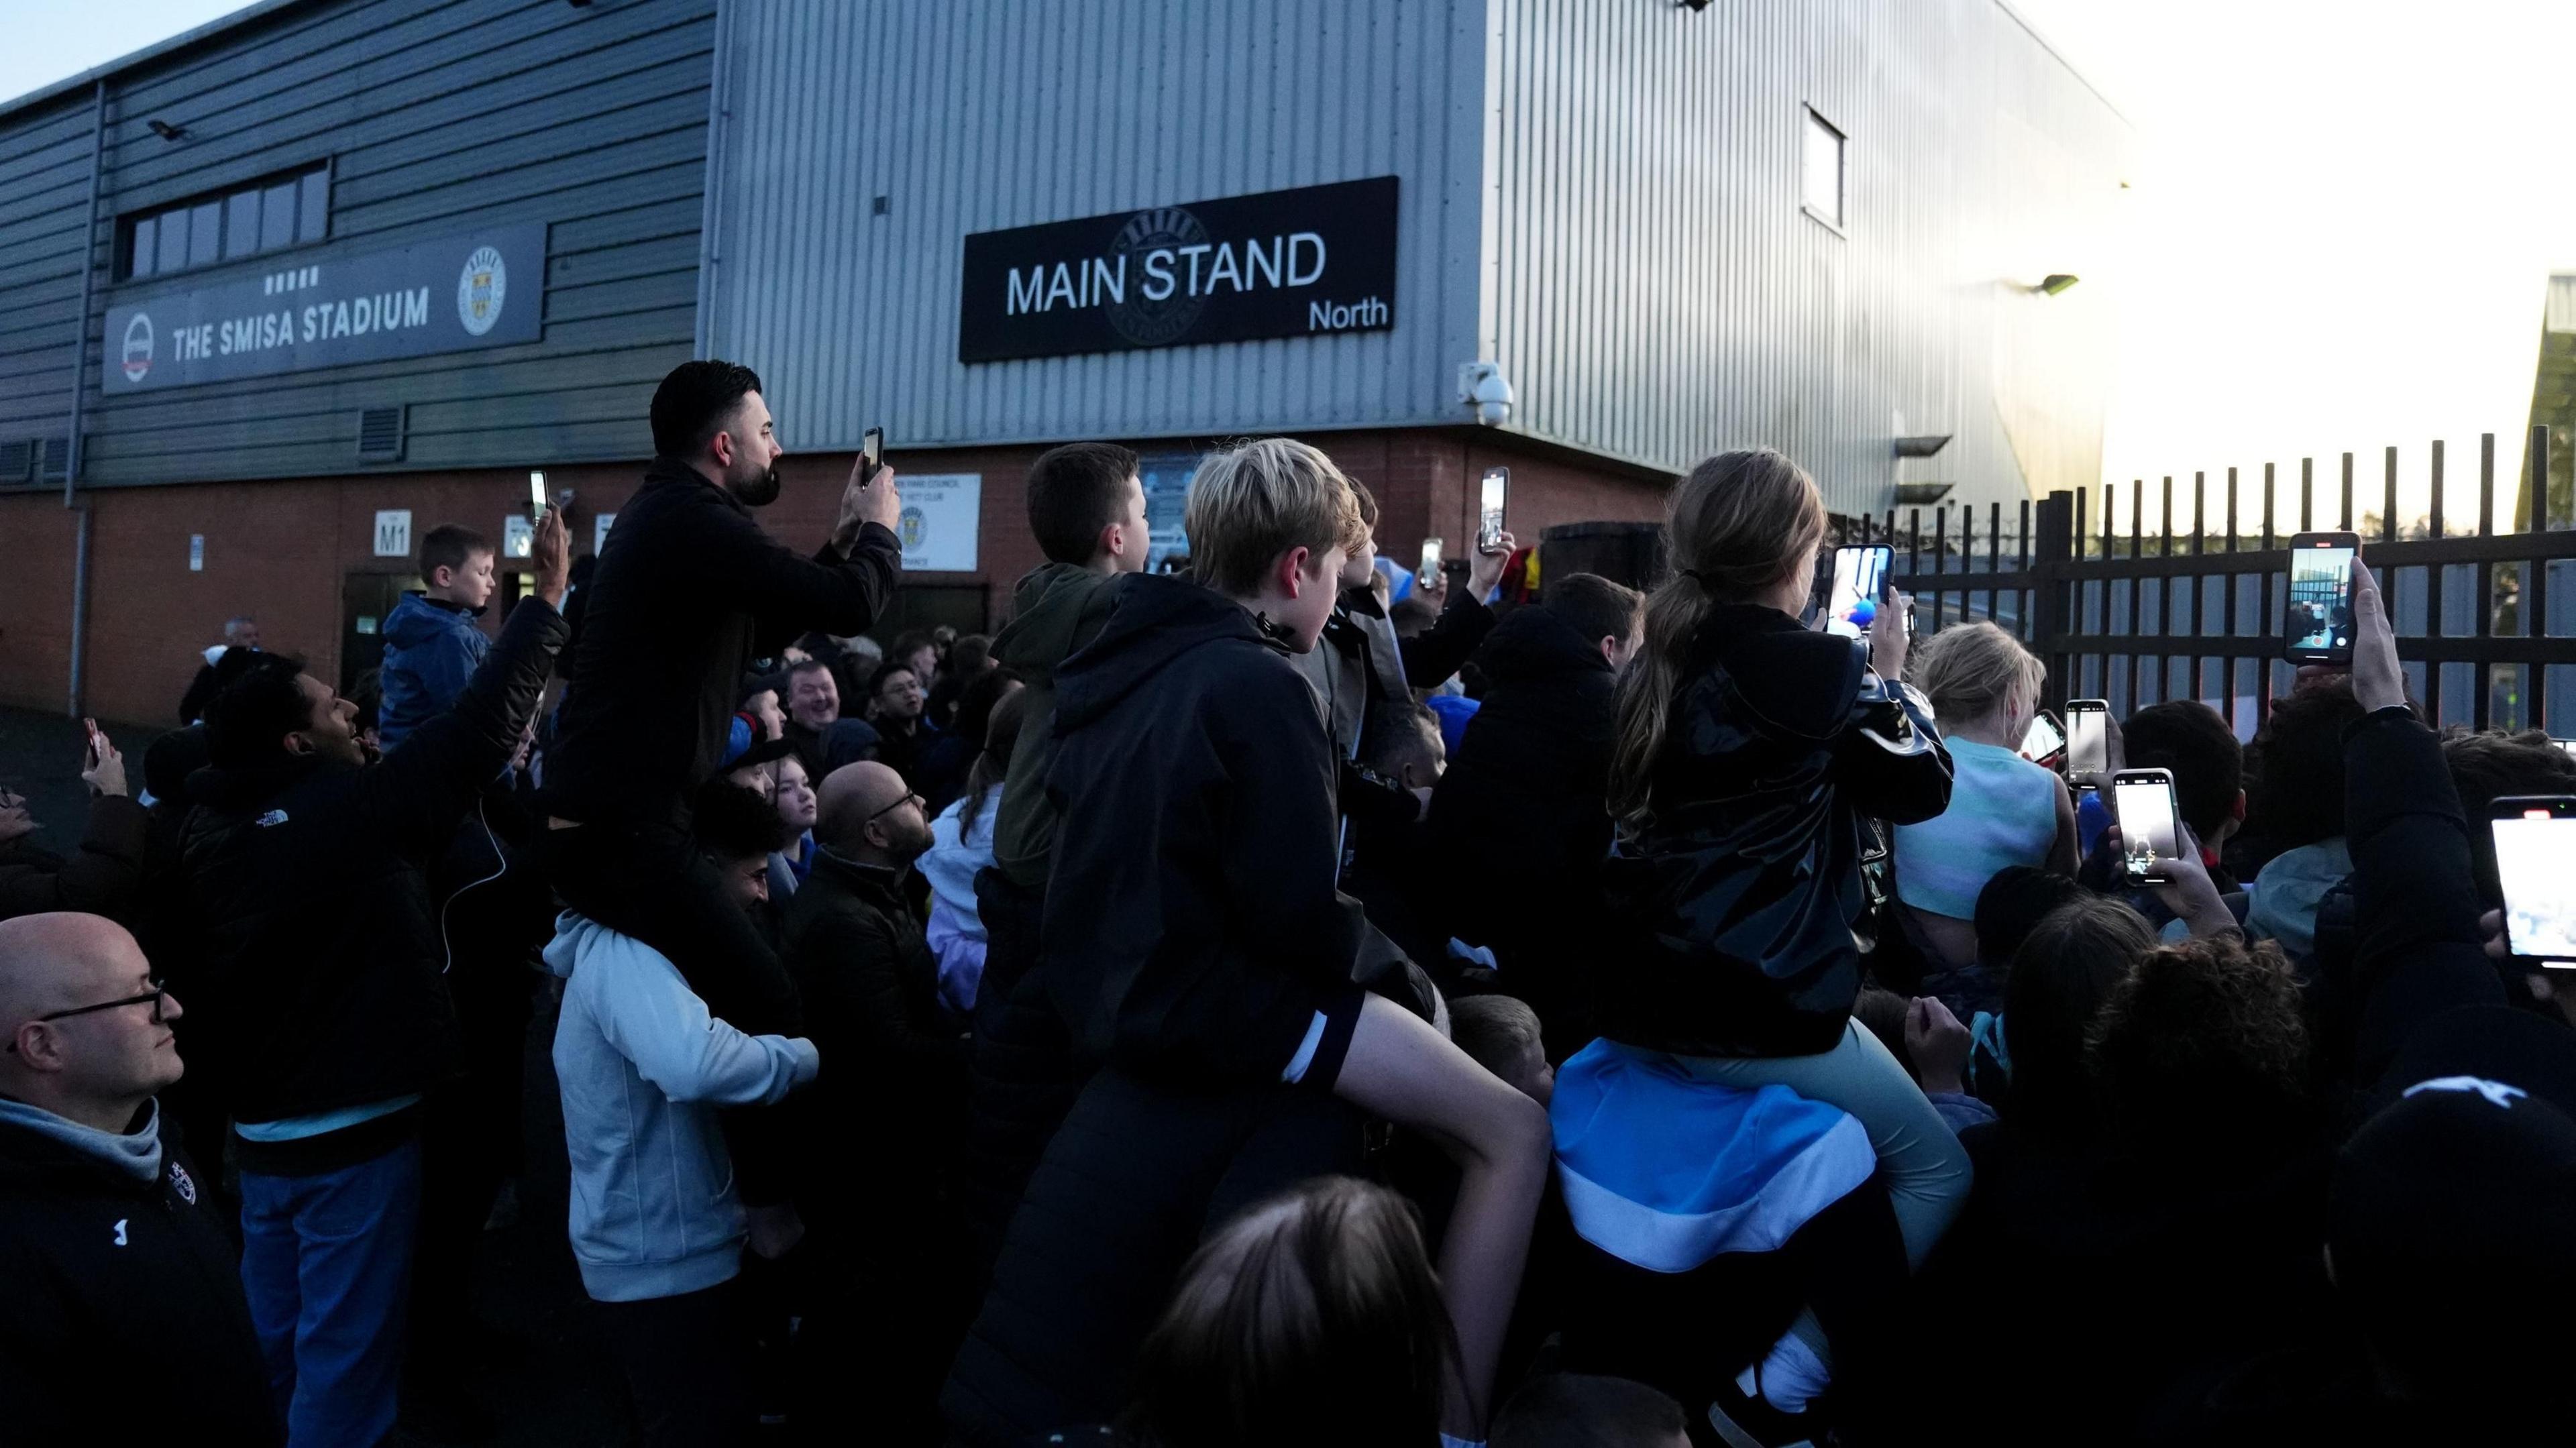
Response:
[0,429,1666,724]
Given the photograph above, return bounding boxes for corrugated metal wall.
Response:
[1483,0,2129,516]
[0,0,714,490]
[700,0,1491,451]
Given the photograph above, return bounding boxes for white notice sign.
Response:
[896,474,981,573]
[503,515,533,559]
[373,510,413,558]
[594,513,614,553]
[189,535,203,571]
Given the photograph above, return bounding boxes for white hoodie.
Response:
[545,911,818,1303]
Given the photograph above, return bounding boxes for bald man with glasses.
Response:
[0,911,276,1443]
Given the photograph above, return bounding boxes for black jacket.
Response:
[990,561,1124,890]
[1597,604,1951,1058]
[177,598,567,1129]
[1042,575,1371,1085]
[1294,583,1493,765]
[1424,603,1620,1049]
[0,1101,276,1445]
[781,849,969,1196]
[0,793,147,925]
[547,456,902,828]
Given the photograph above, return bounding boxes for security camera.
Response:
[1458,361,1515,427]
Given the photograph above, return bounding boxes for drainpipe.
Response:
[62,78,107,717]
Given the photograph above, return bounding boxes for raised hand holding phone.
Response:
[1468,530,1517,598]
[837,458,902,547]
[2348,557,2406,715]
[531,506,572,609]
[1869,582,1912,683]
[80,721,127,798]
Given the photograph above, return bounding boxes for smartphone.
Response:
[1821,545,1893,641]
[527,470,549,522]
[2067,700,2110,777]
[2112,767,2182,885]
[1417,537,1443,591]
[83,716,107,767]
[2020,710,2066,767]
[862,426,885,482]
[2283,531,2361,665]
[1477,468,1508,552]
[2491,796,2576,964]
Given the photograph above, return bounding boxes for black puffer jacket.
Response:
[1597,604,1950,1058]
[1424,601,1621,1054]
[178,598,567,1127]
[0,1101,276,1445]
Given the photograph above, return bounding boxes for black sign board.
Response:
[958,176,1397,364]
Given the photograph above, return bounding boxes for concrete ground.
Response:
[1,705,637,1446]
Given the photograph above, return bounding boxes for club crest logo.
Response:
[120,313,154,384]
[1105,205,1210,346]
[899,505,927,551]
[456,245,508,337]
[169,1160,198,1205]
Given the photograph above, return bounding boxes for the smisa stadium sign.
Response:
[958,176,1397,364]
[102,223,546,392]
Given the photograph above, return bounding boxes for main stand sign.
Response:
[102,223,547,393]
[958,176,1397,364]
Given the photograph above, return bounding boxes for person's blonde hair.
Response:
[1184,438,1371,596]
[1908,620,2044,726]
[1607,449,1829,826]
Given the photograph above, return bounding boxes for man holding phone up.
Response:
[541,361,902,1232]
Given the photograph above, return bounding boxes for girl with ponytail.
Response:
[1585,449,1970,1430]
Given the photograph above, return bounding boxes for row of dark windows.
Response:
[121,164,329,281]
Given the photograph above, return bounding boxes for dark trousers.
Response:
[535,816,803,1036]
[594,1280,755,1448]
[942,1068,1369,1447]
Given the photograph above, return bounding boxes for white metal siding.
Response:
[1484,0,2129,514]
[702,0,1491,451]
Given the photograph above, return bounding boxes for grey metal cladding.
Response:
[1482,0,2130,516]
[700,0,1491,453]
[702,0,2125,516]
[0,0,716,490]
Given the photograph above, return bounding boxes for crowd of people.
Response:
[3,356,2573,1448]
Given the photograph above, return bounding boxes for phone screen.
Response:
[2285,535,2358,661]
[2114,773,2180,883]
[2068,703,2108,776]
[863,427,884,471]
[2021,712,2065,763]
[1479,468,1509,551]
[527,470,548,520]
[1823,546,1891,640]
[2493,801,2576,962]
[1417,538,1442,586]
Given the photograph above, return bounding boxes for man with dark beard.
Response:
[540,361,903,1242]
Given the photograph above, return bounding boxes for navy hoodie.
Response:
[1040,574,1368,1086]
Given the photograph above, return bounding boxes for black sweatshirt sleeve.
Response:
[682,495,903,657]
[358,597,569,859]
[2343,705,2510,1081]
[1398,593,1495,687]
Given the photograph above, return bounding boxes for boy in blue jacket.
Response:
[377,524,498,753]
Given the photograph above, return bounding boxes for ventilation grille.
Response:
[0,440,31,484]
[38,437,68,482]
[356,406,406,461]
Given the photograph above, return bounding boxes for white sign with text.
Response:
[896,474,982,573]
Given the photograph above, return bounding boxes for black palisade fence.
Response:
[1882,427,2576,738]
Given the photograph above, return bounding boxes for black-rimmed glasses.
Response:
[5,981,169,1052]
[867,791,924,823]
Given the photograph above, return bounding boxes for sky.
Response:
[7,0,2571,528]
[2006,0,2576,529]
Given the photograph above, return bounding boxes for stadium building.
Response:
[0,0,2127,721]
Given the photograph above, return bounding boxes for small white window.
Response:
[1803,107,1845,231]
